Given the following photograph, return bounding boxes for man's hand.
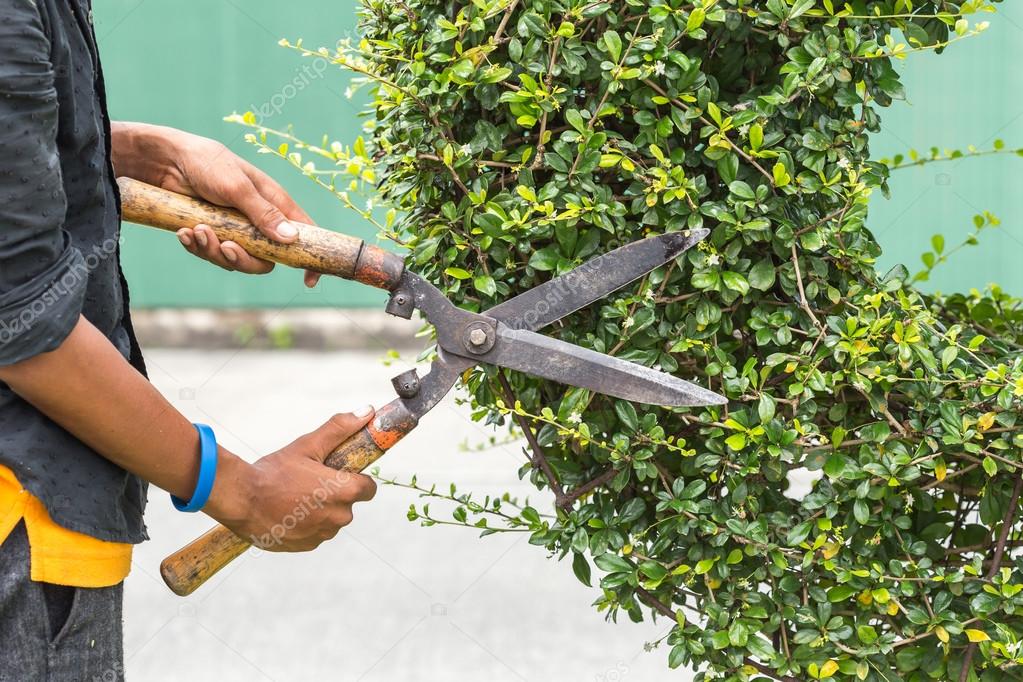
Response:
[207,408,379,552]
[111,121,321,286]
[0,318,378,555]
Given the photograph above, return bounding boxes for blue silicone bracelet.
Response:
[171,423,218,512]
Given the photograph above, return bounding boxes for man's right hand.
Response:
[207,408,379,552]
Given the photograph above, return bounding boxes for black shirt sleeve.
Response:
[0,0,88,365]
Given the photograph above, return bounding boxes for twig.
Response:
[557,467,617,510]
[959,472,1023,682]
[491,0,520,44]
[790,243,823,330]
[497,370,566,502]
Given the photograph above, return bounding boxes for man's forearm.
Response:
[0,316,252,525]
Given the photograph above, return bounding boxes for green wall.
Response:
[94,2,1023,308]
[96,0,382,308]
[869,3,1023,294]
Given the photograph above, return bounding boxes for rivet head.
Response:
[461,321,496,354]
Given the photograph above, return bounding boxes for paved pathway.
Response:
[127,349,690,681]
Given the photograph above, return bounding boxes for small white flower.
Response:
[622,316,635,330]
[566,412,583,425]
[837,157,851,169]
[459,143,472,155]
[653,61,666,76]
[706,253,720,266]
[737,123,750,137]
[644,288,655,300]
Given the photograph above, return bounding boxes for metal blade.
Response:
[485,229,708,332]
[482,323,727,407]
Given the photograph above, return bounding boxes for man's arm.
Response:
[0,319,376,550]
[0,2,373,550]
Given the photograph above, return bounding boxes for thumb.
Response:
[233,178,301,244]
[294,406,375,463]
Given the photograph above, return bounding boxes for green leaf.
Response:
[828,585,856,602]
[857,625,878,644]
[614,401,639,431]
[983,456,998,477]
[854,499,870,525]
[528,246,560,271]
[748,258,776,290]
[565,108,587,134]
[728,620,749,647]
[695,558,716,574]
[594,553,633,573]
[692,271,720,290]
[572,552,591,586]
[711,629,730,650]
[444,267,472,280]
[686,7,706,33]
[721,271,750,295]
[802,130,831,151]
[706,101,722,126]
[749,123,764,150]
[668,643,687,669]
[786,520,813,545]
[729,180,755,200]
[473,275,497,296]
[725,433,747,450]
[772,162,791,187]
[603,30,622,62]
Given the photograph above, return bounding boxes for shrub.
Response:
[235,0,1023,679]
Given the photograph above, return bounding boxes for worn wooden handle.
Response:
[160,400,419,596]
[117,176,404,289]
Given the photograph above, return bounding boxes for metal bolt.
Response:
[391,368,421,398]
[461,320,496,354]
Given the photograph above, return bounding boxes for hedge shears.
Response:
[117,177,726,596]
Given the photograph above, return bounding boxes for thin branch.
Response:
[557,467,617,510]
[790,243,823,330]
[959,472,1023,682]
[497,370,566,502]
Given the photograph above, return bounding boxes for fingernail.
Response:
[195,229,208,248]
[276,221,298,239]
[353,405,373,418]
[177,231,192,247]
[222,246,237,263]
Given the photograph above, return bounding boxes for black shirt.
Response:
[0,0,148,542]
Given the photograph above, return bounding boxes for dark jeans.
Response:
[0,522,124,681]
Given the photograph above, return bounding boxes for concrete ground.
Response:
[128,348,692,681]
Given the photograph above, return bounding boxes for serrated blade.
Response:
[480,323,726,407]
[484,229,708,332]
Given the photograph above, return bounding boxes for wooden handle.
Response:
[160,400,419,596]
[117,176,404,290]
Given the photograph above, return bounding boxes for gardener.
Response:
[0,1,378,679]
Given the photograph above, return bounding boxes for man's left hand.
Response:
[111,122,321,286]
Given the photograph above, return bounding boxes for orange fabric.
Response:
[0,464,131,587]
